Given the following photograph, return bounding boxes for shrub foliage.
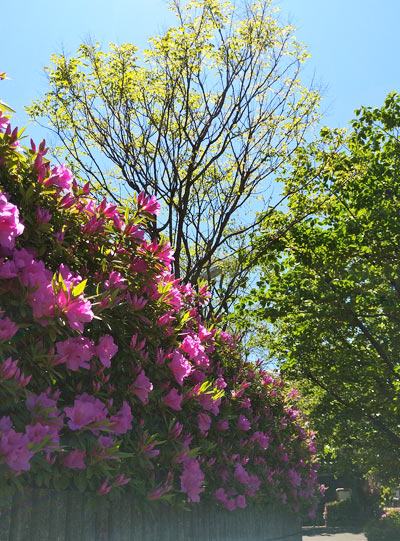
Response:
[0,112,320,514]
[365,510,400,541]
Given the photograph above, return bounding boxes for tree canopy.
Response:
[234,92,400,484]
[27,0,320,315]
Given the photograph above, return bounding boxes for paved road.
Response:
[303,532,367,541]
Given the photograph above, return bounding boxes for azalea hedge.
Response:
[0,111,321,516]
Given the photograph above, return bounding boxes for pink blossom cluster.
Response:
[0,121,321,516]
[0,193,24,249]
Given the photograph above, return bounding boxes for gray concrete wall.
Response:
[0,488,301,541]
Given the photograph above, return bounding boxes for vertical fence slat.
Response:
[9,490,32,541]
[95,497,110,541]
[66,491,83,541]
[28,488,50,541]
[109,493,131,541]
[119,495,132,541]
[3,488,301,541]
[81,495,96,541]
[48,490,68,541]
[0,492,13,541]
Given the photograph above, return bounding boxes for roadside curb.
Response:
[302,526,365,536]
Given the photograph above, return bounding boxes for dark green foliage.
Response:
[365,510,400,541]
[234,92,400,484]
[324,499,365,528]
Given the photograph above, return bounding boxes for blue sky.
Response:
[1,0,400,139]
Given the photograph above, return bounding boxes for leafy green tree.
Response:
[27,0,319,315]
[234,92,400,484]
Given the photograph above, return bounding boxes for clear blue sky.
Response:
[1,0,400,140]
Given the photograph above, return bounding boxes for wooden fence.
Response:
[0,488,301,540]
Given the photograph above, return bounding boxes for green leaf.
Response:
[72,279,87,298]
[0,99,15,113]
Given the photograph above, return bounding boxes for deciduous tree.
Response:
[235,93,400,484]
[27,0,319,314]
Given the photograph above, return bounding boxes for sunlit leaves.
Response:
[234,93,400,485]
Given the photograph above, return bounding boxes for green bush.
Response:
[323,499,364,528]
[365,510,400,541]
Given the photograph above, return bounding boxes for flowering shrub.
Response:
[365,510,400,541]
[0,111,321,514]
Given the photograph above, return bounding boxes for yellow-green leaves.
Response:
[26,0,320,314]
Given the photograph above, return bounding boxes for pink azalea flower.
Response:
[137,191,161,215]
[25,422,60,450]
[169,349,192,385]
[55,336,95,371]
[147,481,172,500]
[109,401,133,435]
[197,393,221,415]
[20,258,48,286]
[0,356,31,388]
[0,416,13,431]
[96,334,118,368]
[198,324,214,342]
[55,227,65,243]
[130,333,146,351]
[141,239,175,269]
[164,286,183,310]
[223,499,236,511]
[0,429,34,471]
[238,414,251,431]
[104,270,127,290]
[130,369,153,405]
[0,193,24,249]
[13,248,35,269]
[162,388,182,411]
[29,282,56,319]
[288,468,302,487]
[215,487,229,504]
[247,474,261,495]
[36,206,52,224]
[81,215,106,235]
[113,473,131,486]
[0,259,18,278]
[64,393,108,431]
[26,390,61,424]
[97,477,112,495]
[216,376,227,389]
[62,296,94,333]
[62,449,86,469]
[181,335,208,366]
[129,257,148,274]
[198,412,211,435]
[180,458,204,503]
[252,431,269,450]
[97,435,115,451]
[0,314,18,340]
[0,356,19,379]
[157,310,175,326]
[0,111,10,133]
[220,331,232,343]
[234,463,250,484]
[170,421,183,438]
[127,293,148,310]
[157,242,175,268]
[44,164,73,191]
[216,419,229,431]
